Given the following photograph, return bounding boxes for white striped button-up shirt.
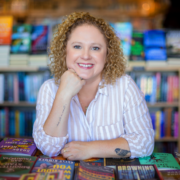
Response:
[33,74,154,158]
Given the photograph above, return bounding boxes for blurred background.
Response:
[0,0,180,156]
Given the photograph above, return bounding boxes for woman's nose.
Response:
[81,48,91,60]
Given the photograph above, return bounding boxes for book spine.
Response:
[156,72,161,102]
[14,73,19,103]
[4,107,9,136]
[155,111,160,139]
[15,110,20,137]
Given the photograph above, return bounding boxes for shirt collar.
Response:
[97,80,108,96]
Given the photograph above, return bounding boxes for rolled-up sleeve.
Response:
[121,77,154,158]
[33,80,68,157]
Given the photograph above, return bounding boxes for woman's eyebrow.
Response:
[71,42,103,47]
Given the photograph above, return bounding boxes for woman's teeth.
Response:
[78,63,93,67]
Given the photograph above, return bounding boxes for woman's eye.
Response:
[92,47,100,51]
[74,45,81,49]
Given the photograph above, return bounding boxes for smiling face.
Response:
[66,24,107,83]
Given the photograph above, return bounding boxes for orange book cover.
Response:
[0,16,13,45]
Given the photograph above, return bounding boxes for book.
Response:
[144,30,167,61]
[31,25,48,54]
[0,16,13,45]
[74,161,104,180]
[31,158,75,180]
[166,30,180,59]
[130,31,144,61]
[0,137,37,156]
[159,170,180,180]
[19,172,65,180]
[78,160,115,180]
[0,155,37,177]
[139,153,180,170]
[104,157,140,166]
[0,177,19,180]
[11,24,32,53]
[110,22,133,58]
[116,165,162,180]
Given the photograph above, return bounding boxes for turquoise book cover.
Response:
[139,153,180,170]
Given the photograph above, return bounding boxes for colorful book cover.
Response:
[11,24,32,53]
[78,160,115,180]
[19,172,65,180]
[0,16,13,45]
[31,158,75,180]
[166,30,180,58]
[0,138,37,156]
[159,170,180,180]
[139,153,180,170]
[116,165,162,180]
[0,155,37,177]
[31,25,48,54]
[110,22,132,57]
[74,161,104,180]
[130,31,144,61]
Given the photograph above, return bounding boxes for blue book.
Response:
[150,113,156,131]
[9,111,15,136]
[160,111,165,138]
[145,47,167,60]
[144,30,166,47]
[150,75,157,103]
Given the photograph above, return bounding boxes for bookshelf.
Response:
[0,65,180,152]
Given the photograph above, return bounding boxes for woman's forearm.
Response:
[43,92,71,137]
[89,137,131,158]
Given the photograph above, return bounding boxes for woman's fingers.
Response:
[68,68,84,81]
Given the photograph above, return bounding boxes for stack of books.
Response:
[0,16,13,67]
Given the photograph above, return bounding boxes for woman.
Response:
[33,12,154,160]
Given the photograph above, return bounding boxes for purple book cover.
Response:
[0,138,37,156]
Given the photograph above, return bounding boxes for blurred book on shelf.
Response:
[29,55,48,67]
[9,54,29,66]
[0,16,13,67]
[129,72,179,103]
[129,31,145,61]
[110,22,133,60]
[144,30,167,61]
[0,108,36,137]
[31,25,48,54]
[11,24,32,54]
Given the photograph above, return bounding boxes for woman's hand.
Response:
[61,141,93,160]
[57,69,86,99]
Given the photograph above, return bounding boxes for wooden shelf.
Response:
[0,65,180,72]
[127,66,180,72]
[0,101,178,108]
[0,102,36,107]
[155,137,178,142]
[147,102,179,108]
[0,66,49,72]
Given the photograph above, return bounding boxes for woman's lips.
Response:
[78,63,94,69]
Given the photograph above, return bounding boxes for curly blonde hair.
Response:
[49,12,126,86]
